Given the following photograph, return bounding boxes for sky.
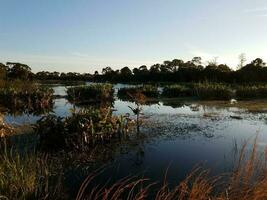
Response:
[0,0,267,73]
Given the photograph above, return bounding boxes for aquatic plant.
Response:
[0,80,54,113]
[117,85,159,99]
[193,82,234,100]
[35,107,132,151]
[67,84,114,105]
[162,84,192,98]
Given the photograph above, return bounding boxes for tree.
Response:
[191,57,202,66]
[6,62,32,80]
[102,67,113,75]
[0,63,8,80]
[237,53,246,70]
[120,67,132,76]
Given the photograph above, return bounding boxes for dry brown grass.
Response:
[76,136,267,200]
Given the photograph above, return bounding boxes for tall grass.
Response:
[236,85,267,99]
[0,146,64,200]
[76,137,267,200]
[162,83,234,100]
[67,84,114,104]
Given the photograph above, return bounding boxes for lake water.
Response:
[2,83,267,196]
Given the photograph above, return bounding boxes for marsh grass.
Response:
[0,80,53,114]
[0,144,64,200]
[236,85,267,99]
[117,85,159,100]
[76,137,267,200]
[162,85,192,98]
[35,107,133,151]
[67,84,114,105]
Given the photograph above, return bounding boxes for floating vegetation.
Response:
[67,84,114,105]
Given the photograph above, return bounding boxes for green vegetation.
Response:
[0,80,53,114]
[117,85,159,99]
[162,84,192,97]
[236,85,267,99]
[0,148,63,200]
[35,107,132,151]
[193,83,234,100]
[67,84,114,104]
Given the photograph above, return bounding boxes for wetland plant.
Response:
[67,84,114,105]
[117,85,159,100]
[0,81,54,113]
[35,107,132,151]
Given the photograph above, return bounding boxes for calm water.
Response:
[3,83,267,195]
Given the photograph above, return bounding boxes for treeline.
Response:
[1,57,267,83]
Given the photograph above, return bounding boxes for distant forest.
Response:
[1,56,267,83]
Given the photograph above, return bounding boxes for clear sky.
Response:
[0,0,267,73]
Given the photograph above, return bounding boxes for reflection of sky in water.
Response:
[3,83,267,186]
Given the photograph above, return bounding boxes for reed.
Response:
[236,85,267,99]
[0,146,64,200]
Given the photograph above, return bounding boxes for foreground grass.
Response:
[0,146,64,200]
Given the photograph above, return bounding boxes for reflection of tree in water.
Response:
[1,101,54,116]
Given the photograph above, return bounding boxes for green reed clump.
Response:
[192,83,234,100]
[236,85,267,99]
[0,80,53,113]
[162,85,192,98]
[67,84,114,104]
[118,85,159,99]
[35,107,132,151]
[0,148,63,200]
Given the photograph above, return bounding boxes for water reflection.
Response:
[2,83,267,197]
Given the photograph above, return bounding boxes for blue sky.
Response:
[1,0,267,73]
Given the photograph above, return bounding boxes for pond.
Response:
[2,83,267,197]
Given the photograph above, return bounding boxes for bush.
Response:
[67,84,114,104]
